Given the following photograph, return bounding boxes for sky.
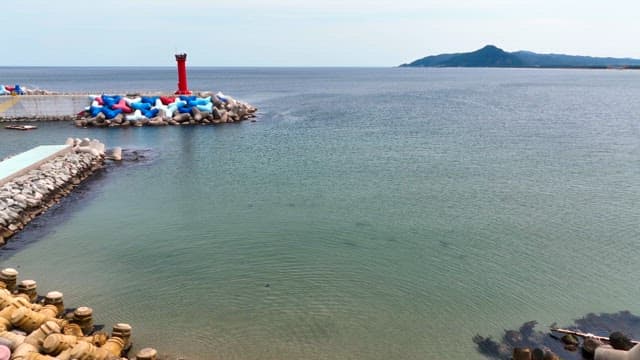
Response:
[3,0,640,66]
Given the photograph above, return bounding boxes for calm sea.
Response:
[1,67,640,360]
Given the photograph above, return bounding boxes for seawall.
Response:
[0,95,88,121]
[0,139,106,245]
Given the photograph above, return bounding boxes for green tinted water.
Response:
[1,68,640,359]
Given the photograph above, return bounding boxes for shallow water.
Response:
[1,67,640,359]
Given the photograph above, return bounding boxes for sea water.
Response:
[0,67,640,359]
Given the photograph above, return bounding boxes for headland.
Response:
[401,45,640,69]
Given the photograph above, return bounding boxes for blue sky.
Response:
[4,0,639,66]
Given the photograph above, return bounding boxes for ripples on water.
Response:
[0,68,640,359]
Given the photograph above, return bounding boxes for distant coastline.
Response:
[401,45,640,69]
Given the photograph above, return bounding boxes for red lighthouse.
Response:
[175,53,192,95]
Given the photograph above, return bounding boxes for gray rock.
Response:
[111,147,122,161]
[609,331,633,350]
[582,337,602,355]
[561,334,579,346]
[531,348,544,360]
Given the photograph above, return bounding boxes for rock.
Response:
[582,337,602,355]
[212,107,221,119]
[25,198,40,207]
[542,350,559,360]
[564,344,578,352]
[89,140,105,155]
[513,347,532,360]
[531,348,544,360]
[561,334,579,346]
[113,114,124,124]
[111,147,122,161]
[191,107,203,122]
[173,113,191,123]
[609,331,633,350]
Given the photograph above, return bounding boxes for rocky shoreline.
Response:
[0,139,107,246]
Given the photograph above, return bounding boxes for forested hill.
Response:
[401,45,640,68]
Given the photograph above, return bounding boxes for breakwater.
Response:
[0,139,106,245]
[76,92,257,127]
[0,96,88,121]
[0,84,54,96]
[0,92,257,125]
[0,267,158,359]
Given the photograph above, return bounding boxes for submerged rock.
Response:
[562,334,579,346]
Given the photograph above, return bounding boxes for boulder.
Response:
[561,334,579,346]
[111,147,122,161]
[513,347,531,360]
[191,107,203,122]
[609,332,633,350]
[531,348,544,360]
[582,337,602,355]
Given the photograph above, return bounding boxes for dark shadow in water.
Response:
[473,311,640,359]
[0,149,156,259]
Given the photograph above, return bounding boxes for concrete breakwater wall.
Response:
[0,95,88,121]
[0,139,106,245]
[0,267,158,359]
[76,92,257,128]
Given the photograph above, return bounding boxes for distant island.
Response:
[400,45,640,69]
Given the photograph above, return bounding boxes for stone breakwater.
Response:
[76,91,258,128]
[0,139,106,246]
[0,267,158,359]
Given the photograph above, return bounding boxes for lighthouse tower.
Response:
[174,53,192,95]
